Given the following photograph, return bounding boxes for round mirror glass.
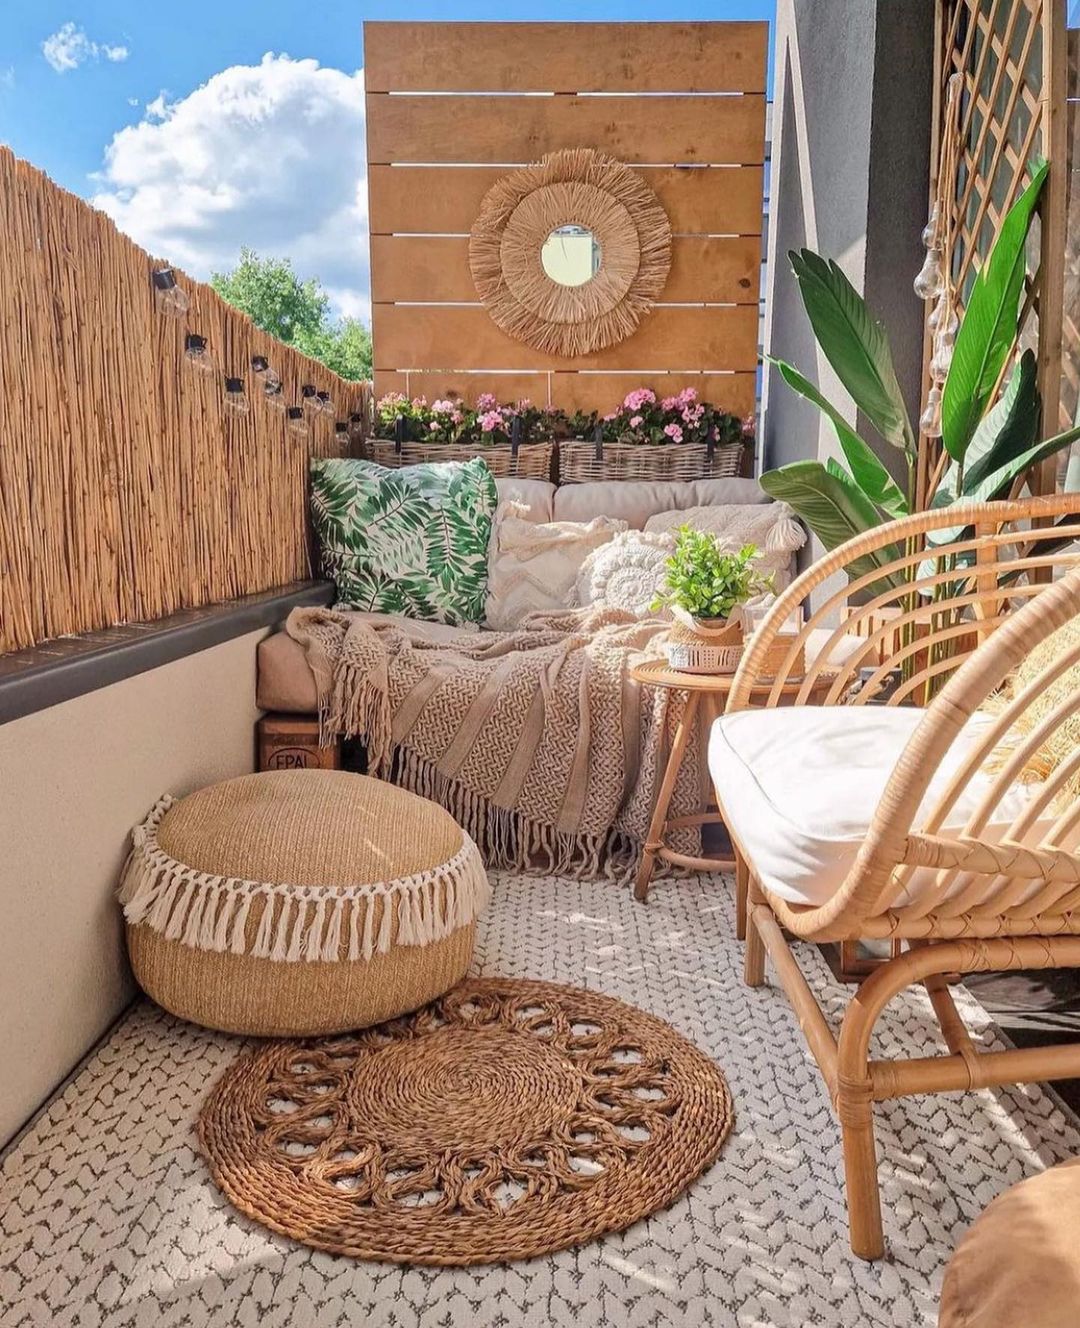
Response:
[540,224,602,287]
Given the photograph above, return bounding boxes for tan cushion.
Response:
[939,1158,1080,1327]
[575,530,674,616]
[552,478,767,529]
[485,510,626,630]
[257,615,488,713]
[257,632,319,713]
[644,502,805,589]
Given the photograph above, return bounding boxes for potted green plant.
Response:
[651,527,774,674]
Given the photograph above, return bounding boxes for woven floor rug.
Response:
[199,977,733,1264]
[2,872,1080,1327]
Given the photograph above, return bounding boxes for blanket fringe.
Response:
[117,795,491,963]
[388,747,639,884]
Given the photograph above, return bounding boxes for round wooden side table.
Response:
[630,659,832,904]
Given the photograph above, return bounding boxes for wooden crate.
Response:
[257,714,341,773]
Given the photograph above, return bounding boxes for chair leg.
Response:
[837,1077,884,1260]
[743,892,766,988]
[734,851,749,941]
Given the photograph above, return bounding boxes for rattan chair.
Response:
[711,494,1080,1259]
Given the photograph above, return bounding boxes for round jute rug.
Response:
[199,977,733,1265]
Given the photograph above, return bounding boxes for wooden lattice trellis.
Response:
[921,0,1067,508]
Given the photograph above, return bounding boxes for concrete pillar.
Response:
[761,0,934,492]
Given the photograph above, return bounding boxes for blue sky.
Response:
[0,1,774,319]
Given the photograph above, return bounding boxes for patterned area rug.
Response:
[199,978,733,1264]
[2,872,1079,1327]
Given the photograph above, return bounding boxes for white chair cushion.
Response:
[708,706,1048,908]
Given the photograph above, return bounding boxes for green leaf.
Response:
[759,460,906,590]
[765,355,910,518]
[955,420,1080,508]
[789,249,914,452]
[941,159,1048,462]
[927,351,1041,547]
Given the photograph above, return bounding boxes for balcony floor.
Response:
[2,872,1078,1327]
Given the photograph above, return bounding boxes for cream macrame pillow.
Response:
[575,530,674,617]
[644,502,805,589]
[485,504,626,630]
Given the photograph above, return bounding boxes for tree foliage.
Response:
[211,248,371,382]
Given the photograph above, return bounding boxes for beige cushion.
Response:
[939,1158,1080,1328]
[575,530,674,617]
[552,478,767,529]
[485,510,626,630]
[494,477,555,523]
[708,704,1051,908]
[257,615,488,714]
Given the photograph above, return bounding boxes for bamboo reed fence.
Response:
[0,148,370,656]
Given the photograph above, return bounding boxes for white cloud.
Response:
[93,54,369,323]
[0,67,14,91]
[42,23,129,73]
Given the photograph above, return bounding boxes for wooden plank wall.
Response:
[365,21,767,417]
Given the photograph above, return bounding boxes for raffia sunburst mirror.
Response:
[469,147,672,358]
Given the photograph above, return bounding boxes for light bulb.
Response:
[251,356,270,378]
[920,384,943,438]
[334,421,349,450]
[929,342,953,384]
[317,390,333,415]
[152,267,189,318]
[920,200,940,249]
[263,368,282,394]
[264,379,286,411]
[184,333,216,375]
[287,406,308,438]
[224,376,249,416]
[302,384,319,413]
[914,249,944,300]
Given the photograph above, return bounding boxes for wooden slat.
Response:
[372,304,758,372]
[364,22,767,94]
[370,234,761,305]
[369,164,765,236]
[373,370,757,417]
[366,93,766,166]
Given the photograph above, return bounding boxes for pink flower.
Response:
[516,398,531,410]
[377,391,407,409]
[677,386,698,406]
[681,404,704,426]
[411,396,427,408]
[622,388,656,412]
[431,398,456,414]
[476,393,498,411]
[603,412,618,422]
[661,395,679,411]
[479,410,503,432]
[428,421,440,432]
[663,423,684,443]
[629,415,644,428]
[451,410,464,425]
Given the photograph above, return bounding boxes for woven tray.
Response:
[367,437,555,480]
[559,437,743,484]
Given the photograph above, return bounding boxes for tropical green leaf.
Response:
[927,351,1041,547]
[759,459,906,589]
[765,355,910,518]
[788,249,914,452]
[940,159,1048,462]
[956,421,1080,508]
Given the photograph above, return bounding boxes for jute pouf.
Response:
[199,977,733,1265]
[118,770,490,1037]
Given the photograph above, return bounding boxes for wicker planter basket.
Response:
[664,612,744,675]
[367,437,555,480]
[559,436,743,485]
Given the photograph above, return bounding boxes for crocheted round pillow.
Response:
[118,770,489,1037]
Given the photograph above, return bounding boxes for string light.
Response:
[224,377,249,416]
[264,379,286,411]
[302,384,319,414]
[184,333,216,375]
[334,420,349,450]
[287,406,308,438]
[317,390,333,415]
[152,267,189,318]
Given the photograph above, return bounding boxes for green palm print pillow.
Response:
[310,456,498,625]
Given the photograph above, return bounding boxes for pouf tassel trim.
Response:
[118,795,490,964]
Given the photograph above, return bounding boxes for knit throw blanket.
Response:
[286,606,705,879]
